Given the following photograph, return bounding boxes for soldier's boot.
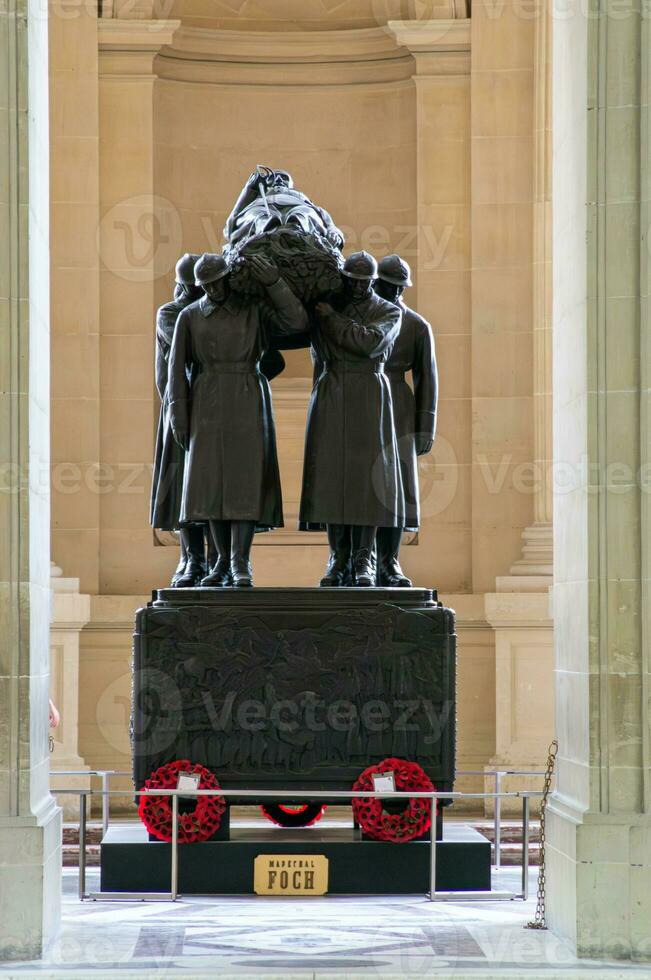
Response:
[175,524,206,587]
[202,520,232,587]
[320,553,351,587]
[352,525,377,587]
[352,550,375,587]
[376,526,412,588]
[231,520,255,587]
[320,524,351,587]
[205,522,218,570]
[170,536,188,587]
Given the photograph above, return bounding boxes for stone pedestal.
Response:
[132,588,456,797]
[99,822,490,896]
[78,594,150,817]
[49,565,92,820]
[484,591,553,814]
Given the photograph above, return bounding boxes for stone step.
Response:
[471,821,542,843]
[62,822,103,846]
[63,844,100,867]
[491,843,542,866]
[471,822,542,866]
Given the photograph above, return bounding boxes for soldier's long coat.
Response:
[299,292,405,529]
[385,300,438,531]
[150,296,191,530]
[168,281,307,526]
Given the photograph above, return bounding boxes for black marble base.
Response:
[132,587,457,800]
[153,586,439,610]
[100,823,491,895]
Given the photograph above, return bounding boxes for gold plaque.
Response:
[254,854,329,896]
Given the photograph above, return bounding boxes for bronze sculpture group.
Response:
[151,167,438,589]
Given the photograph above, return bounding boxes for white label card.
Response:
[177,772,201,794]
[372,771,396,795]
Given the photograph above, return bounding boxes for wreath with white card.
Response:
[352,757,435,843]
[138,760,226,843]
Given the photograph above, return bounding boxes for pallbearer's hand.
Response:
[315,301,334,320]
[249,255,280,286]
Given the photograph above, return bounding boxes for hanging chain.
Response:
[525,739,558,930]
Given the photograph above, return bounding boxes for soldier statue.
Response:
[150,253,208,588]
[373,254,438,586]
[299,251,405,587]
[168,253,308,587]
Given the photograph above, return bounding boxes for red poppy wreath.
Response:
[260,803,326,828]
[138,760,226,843]
[352,757,435,843]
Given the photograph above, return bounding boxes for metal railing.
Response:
[456,769,553,871]
[54,785,542,905]
[51,767,552,870]
[51,770,130,837]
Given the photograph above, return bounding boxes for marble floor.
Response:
[1,863,650,979]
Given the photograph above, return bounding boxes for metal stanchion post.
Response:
[428,797,437,901]
[521,795,530,900]
[494,772,502,870]
[78,792,87,901]
[171,793,179,901]
[102,772,110,838]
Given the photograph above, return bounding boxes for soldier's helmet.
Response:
[377,254,412,288]
[175,252,201,286]
[194,253,230,286]
[342,251,378,281]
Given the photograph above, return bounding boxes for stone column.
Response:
[387,18,472,591]
[0,0,62,959]
[49,0,101,595]
[97,16,180,593]
[507,0,554,584]
[547,2,651,958]
[469,0,536,593]
[473,0,554,805]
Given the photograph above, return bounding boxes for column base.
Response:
[0,797,62,961]
[496,523,553,592]
[547,798,651,960]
